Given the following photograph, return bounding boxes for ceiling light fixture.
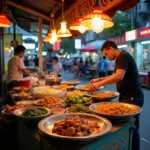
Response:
[81,7,114,33]
[57,0,72,37]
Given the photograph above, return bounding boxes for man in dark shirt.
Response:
[90,41,144,150]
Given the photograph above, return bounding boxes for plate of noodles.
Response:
[89,102,142,119]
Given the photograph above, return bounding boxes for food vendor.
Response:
[52,56,62,77]
[45,49,55,72]
[7,45,29,90]
[90,41,144,150]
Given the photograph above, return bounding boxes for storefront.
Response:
[136,26,150,87]
[124,26,150,87]
[107,34,133,54]
[107,27,150,87]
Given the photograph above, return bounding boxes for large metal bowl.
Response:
[89,102,142,120]
[13,106,51,120]
[48,77,62,85]
[32,86,67,98]
[87,91,119,101]
[38,113,112,143]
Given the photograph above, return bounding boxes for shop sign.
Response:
[100,0,124,12]
[107,35,125,45]
[75,39,82,49]
[138,26,150,39]
[125,30,137,41]
[52,42,60,51]
[55,0,97,28]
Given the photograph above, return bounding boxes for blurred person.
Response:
[7,45,29,90]
[78,58,84,77]
[52,56,62,77]
[90,41,144,150]
[46,49,55,72]
[107,60,115,76]
[24,56,29,67]
[98,56,108,77]
[85,58,89,67]
[34,55,39,67]
[62,58,67,71]
[72,58,79,77]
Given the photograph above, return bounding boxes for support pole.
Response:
[13,23,16,40]
[0,0,4,98]
[38,17,43,69]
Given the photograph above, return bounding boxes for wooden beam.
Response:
[5,0,50,21]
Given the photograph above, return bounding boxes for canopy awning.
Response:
[80,45,97,53]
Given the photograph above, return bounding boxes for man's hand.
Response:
[90,82,102,91]
[89,78,100,84]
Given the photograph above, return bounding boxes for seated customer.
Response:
[52,56,62,77]
[7,45,29,90]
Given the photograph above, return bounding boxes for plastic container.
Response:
[19,80,30,88]
[39,80,46,86]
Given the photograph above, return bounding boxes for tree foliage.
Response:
[102,11,132,37]
[60,38,77,54]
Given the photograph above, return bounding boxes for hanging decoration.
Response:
[70,16,88,34]
[81,7,114,33]
[57,0,72,37]
[43,32,51,42]
[0,14,10,27]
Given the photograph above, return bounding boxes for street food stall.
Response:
[0,74,142,150]
[0,0,141,150]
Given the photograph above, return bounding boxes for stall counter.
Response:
[16,118,135,150]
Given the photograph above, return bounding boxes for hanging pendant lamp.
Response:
[43,32,52,42]
[81,7,114,33]
[0,14,10,28]
[57,0,72,37]
[70,16,88,34]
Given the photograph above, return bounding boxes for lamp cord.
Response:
[62,0,64,21]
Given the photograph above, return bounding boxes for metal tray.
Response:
[87,91,119,101]
[89,102,142,119]
[13,106,51,120]
[38,113,112,142]
[1,109,14,116]
[76,84,104,91]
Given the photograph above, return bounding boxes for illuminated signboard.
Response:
[75,39,82,49]
[52,42,60,51]
[138,27,150,39]
[125,30,137,41]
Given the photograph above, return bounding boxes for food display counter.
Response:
[16,118,134,150]
[139,71,150,87]
[0,77,141,150]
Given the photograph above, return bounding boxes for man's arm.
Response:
[90,69,126,90]
[21,68,30,75]
[98,69,125,86]
[18,58,30,76]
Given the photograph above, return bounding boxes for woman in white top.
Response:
[52,56,62,77]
